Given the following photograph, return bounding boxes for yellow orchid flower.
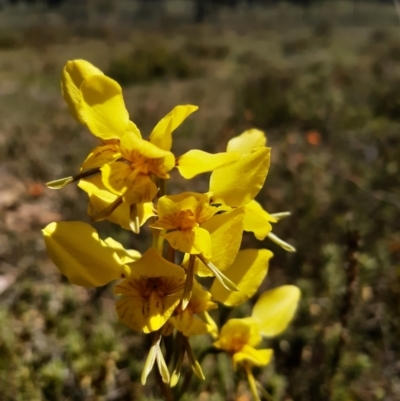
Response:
[114,248,185,333]
[210,129,295,251]
[180,207,245,304]
[213,285,301,401]
[151,192,217,258]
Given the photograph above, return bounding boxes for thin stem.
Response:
[244,363,261,401]
[46,167,100,189]
[257,382,276,401]
[165,243,176,264]
[175,347,221,401]
[181,255,195,310]
[155,369,174,401]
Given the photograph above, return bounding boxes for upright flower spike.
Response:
[114,248,186,333]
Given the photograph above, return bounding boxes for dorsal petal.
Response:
[226,129,267,154]
[251,285,301,337]
[42,221,129,287]
[79,74,130,140]
[61,59,104,123]
[149,105,198,151]
[210,147,271,207]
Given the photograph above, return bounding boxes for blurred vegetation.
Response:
[107,39,202,85]
[0,1,399,400]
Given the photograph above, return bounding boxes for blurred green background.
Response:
[0,1,400,400]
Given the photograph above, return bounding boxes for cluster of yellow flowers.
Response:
[43,60,300,400]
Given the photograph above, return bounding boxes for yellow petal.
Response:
[127,247,185,279]
[214,317,262,351]
[226,129,267,154]
[152,192,215,230]
[149,105,198,151]
[114,248,185,332]
[42,221,129,287]
[210,249,272,307]
[61,59,104,123]
[194,208,244,277]
[176,149,241,179]
[79,74,129,140]
[121,133,174,161]
[127,120,142,139]
[243,200,276,240]
[210,147,271,207]
[252,285,301,337]
[170,311,213,337]
[103,237,141,264]
[123,174,159,205]
[101,162,159,204]
[233,345,273,369]
[147,291,172,332]
[164,227,211,258]
[81,174,154,230]
[80,144,121,171]
[79,176,130,230]
[190,281,218,314]
[101,162,133,196]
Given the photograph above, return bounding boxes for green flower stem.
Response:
[244,362,261,401]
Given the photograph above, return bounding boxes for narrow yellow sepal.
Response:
[198,255,238,292]
[46,176,74,189]
[268,232,296,252]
